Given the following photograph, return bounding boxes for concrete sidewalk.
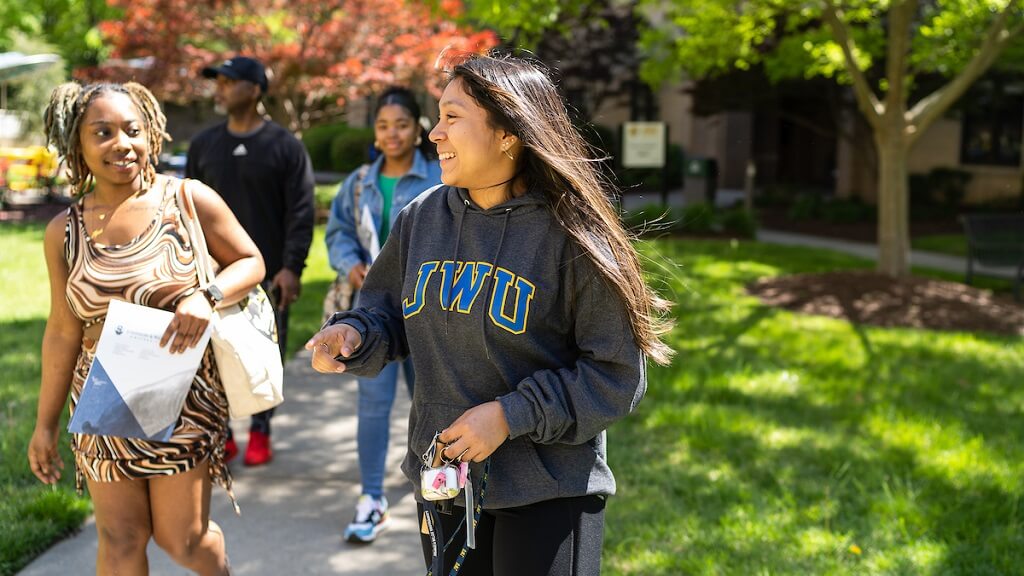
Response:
[20,351,423,576]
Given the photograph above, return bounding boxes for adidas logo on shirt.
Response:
[232,144,248,157]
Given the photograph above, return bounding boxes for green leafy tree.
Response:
[84,0,496,134]
[0,0,118,69]
[2,33,66,142]
[639,0,1024,277]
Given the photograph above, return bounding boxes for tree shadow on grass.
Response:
[616,387,1023,574]
[629,294,1023,573]
[0,317,90,575]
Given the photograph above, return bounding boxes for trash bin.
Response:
[682,156,718,206]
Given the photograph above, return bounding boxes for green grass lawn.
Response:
[3,223,1023,574]
[912,234,968,257]
[605,239,1024,575]
[0,223,91,576]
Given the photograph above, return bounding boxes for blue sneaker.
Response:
[344,495,390,543]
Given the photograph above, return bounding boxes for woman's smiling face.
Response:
[374,103,419,161]
[429,78,514,194]
[79,92,148,188]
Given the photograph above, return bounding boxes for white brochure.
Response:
[357,203,381,263]
[68,299,212,441]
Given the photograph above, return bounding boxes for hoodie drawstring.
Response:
[481,208,513,360]
[445,199,471,335]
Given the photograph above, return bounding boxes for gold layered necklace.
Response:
[87,189,144,241]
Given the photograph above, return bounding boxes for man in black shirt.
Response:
[186,56,315,466]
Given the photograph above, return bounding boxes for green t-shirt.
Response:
[378,175,400,243]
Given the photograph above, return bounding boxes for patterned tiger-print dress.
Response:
[64,176,236,511]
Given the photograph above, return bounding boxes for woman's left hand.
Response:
[160,291,213,354]
[439,401,510,463]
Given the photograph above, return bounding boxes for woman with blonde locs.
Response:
[28,81,264,575]
[308,50,672,575]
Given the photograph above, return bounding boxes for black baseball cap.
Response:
[202,56,268,93]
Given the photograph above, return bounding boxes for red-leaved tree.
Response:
[80,0,496,133]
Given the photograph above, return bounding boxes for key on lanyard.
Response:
[461,462,476,549]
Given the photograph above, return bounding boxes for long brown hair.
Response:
[44,81,169,196]
[445,52,674,365]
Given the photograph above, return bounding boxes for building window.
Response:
[960,80,1023,167]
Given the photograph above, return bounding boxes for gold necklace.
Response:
[87,190,144,241]
[88,204,118,240]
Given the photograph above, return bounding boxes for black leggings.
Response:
[418,495,606,576]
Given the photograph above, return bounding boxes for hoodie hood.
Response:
[447,186,547,216]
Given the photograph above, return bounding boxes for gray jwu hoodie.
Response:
[327,185,646,509]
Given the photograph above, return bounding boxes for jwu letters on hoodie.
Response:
[403,260,536,334]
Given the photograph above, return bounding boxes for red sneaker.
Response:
[224,437,239,463]
[244,430,273,466]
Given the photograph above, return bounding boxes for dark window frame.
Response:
[960,80,1023,167]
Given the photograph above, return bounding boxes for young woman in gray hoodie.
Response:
[307,52,674,575]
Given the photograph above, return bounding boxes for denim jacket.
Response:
[325,149,442,276]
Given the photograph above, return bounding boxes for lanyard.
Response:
[425,459,490,576]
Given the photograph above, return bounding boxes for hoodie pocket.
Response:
[488,436,559,502]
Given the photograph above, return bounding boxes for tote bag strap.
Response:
[352,163,370,228]
[176,178,216,288]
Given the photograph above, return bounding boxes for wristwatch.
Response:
[200,284,224,308]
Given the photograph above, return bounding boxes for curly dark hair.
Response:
[44,81,170,196]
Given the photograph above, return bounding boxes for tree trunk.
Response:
[875,134,911,276]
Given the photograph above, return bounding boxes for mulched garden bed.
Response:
[747,270,1024,336]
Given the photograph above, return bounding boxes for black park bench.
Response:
[960,213,1024,302]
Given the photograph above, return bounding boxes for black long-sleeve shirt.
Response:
[185,121,315,278]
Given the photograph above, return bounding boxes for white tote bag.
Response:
[177,180,284,419]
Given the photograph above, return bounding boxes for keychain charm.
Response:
[420,431,462,501]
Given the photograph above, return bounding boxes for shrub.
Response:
[756,184,798,208]
[680,202,715,233]
[909,173,931,207]
[929,167,972,210]
[579,122,619,160]
[787,193,821,221]
[820,198,875,224]
[329,127,375,173]
[720,207,758,238]
[303,122,350,171]
[909,167,972,214]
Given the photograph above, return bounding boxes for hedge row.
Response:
[302,123,376,173]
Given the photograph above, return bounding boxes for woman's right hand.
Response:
[160,291,214,354]
[348,263,368,290]
[306,323,363,374]
[28,425,64,485]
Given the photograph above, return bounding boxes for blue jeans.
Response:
[358,358,415,498]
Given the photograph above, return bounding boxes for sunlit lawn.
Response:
[0,223,91,575]
[605,239,1024,575]
[2,223,1022,574]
